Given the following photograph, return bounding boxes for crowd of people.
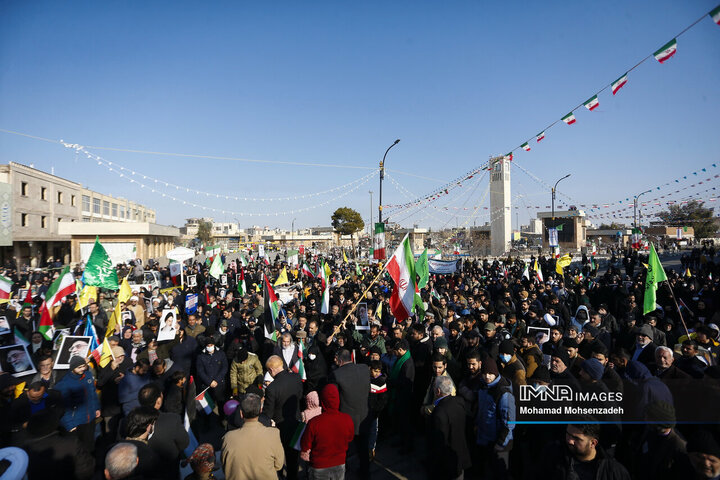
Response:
[1,242,720,480]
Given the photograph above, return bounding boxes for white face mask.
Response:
[206,346,215,354]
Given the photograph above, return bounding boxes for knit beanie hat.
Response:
[580,358,604,381]
[644,401,676,429]
[687,429,720,459]
[499,340,515,355]
[481,358,499,377]
[552,349,571,368]
[69,356,86,371]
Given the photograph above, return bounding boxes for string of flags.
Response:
[494,5,720,165]
[61,141,378,217]
[61,141,376,203]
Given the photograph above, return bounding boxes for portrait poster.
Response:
[157,309,178,342]
[0,344,36,377]
[54,335,92,370]
[356,302,370,330]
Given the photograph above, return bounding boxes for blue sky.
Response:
[1,1,719,230]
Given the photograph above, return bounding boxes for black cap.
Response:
[529,365,551,383]
[552,348,571,367]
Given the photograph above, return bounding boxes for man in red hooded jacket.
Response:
[300,384,355,479]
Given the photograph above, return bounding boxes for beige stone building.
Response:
[0,162,162,268]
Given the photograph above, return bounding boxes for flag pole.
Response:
[340,262,389,325]
[664,280,690,339]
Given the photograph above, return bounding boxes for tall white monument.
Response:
[490,156,511,256]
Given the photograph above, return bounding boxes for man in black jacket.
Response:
[329,348,371,476]
[388,339,415,454]
[263,354,303,480]
[539,420,631,480]
[137,383,189,480]
[430,375,471,480]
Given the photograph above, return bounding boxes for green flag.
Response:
[556,223,564,232]
[84,236,119,289]
[209,254,224,279]
[415,248,429,289]
[355,262,362,277]
[643,243,668,315]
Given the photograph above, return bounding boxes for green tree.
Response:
[656,200,718,239]
[197,220,213,245]
[598,222,627,230]
[331,207,365,257]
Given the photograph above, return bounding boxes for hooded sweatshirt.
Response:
[300,384,355,469]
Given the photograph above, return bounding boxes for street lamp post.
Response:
[369,190,373,236]
[551,174,571,256]
[378,139,400,224]
[291,218,296,246]
[633,190,652,230]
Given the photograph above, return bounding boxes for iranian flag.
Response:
[238,255,248,267]
[237,267,247,296]
[205,244,221,259]
[301,262,315,278]
[287,249,299,266]
[386,234,416,322]
[505,152,513,162]
[0,275,12,300]
[583,95,599,111]
[39,266,76,339]
[562,112,576,125]
[373,223,386,260]
[534,259,544,283]
[653,38,677,64]
[263,274,280,339]
[536,131,545,142]
[22,284,33,309]
[319,261,330,315]
[611,73,628,95]
[711,5,720,25]
[521,143,531,152]
[195,388,216,415]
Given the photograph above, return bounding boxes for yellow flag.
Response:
[274,267,289,286]
[324,261,332,278]
[75,284,98,312]
[98,337,113,368]
[343,249,348,263]
[557,254,572,268]
[556,262,564,275]
[106,276,132,337]
[685,268,692,278]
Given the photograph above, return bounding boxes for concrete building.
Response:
[0,162,159,268]
[538,209,588,252]
[59,222,179,265]
[489,156,511,256]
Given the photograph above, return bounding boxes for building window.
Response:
[57,217,62,222]
[82,217,90,222]
[82,195,90,212]
[41,187,47,200]
[21,182,28,196]
[119,205,126,219]
[41,216,47,228]
[112,203,118,217]
[71,195,76,206]
[57,191,63,204]
[93,198,101,214]
[21,213,28,227]
[103,201,110,216]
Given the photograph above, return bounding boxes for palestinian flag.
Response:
[521,143,531,152]
[291,422,307,451]
[386,234,416,322]
[711,5,720,25]
[301,262,315,278]
[291,342,307,381]
[536,131,545,142]
[237,267,247,296]
[653,39,677,64]
[611,73,628,95]
[13,327,29,347]
[0,275,12,301]
[22,283,33,309]
[195,389,216,415]
[263,274,280,339]
[583,95,599,111]
[562,112,576,125]
[373,223,386,260]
